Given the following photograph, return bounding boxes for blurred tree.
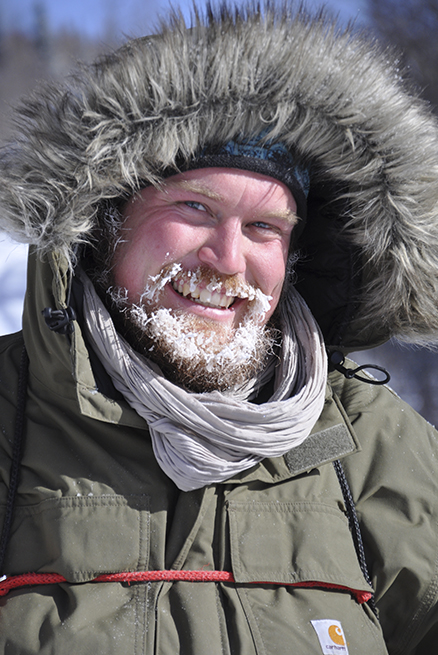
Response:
[368,0,438,109]
[0,4,3,65]
[34,2,51,63]
[353,0,438,426]
[352,343,438,428]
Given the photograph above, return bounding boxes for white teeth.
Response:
[172,279,234,309]
[219,295,233,308]
[210,291,221,306]
[199,289,211,304]
[182,282,190,297]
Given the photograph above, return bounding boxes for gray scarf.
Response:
[80,272,327,491]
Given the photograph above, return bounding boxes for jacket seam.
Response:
[134,583,148,655]
[138,504,149,571]
[235,587,267,655]
[215,583,231,655]
[228,500,348,515]
[11,493,149,514]
[390,519,438,655]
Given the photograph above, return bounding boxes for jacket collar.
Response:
[219,384,359,486]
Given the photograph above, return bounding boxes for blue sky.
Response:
[1,0,369,39]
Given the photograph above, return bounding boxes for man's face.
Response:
[108,167,298,391]
[113,167,297,327]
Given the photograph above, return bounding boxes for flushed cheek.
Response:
[268,285,283,318]
[262,288,283,323]
[251,257,287,319]
[113,233,178,299]
[112,246,151,299]
[139,223,202,270]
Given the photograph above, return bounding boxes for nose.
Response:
[197,219,246,275]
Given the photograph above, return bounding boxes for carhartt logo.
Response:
[311,620,349,654]
[328,625,345,646]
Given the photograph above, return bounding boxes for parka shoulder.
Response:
[330,369,438,654]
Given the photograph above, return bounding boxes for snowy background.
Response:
[0,235,27,336]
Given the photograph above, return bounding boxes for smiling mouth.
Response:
[171,278,236,309]
[151,265,273,320]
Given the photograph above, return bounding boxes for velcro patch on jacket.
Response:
[284,424,357,475]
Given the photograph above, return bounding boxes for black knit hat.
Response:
[185,135,310,225]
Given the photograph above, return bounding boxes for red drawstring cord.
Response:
[0,571,372,604]
[0,571,234,597]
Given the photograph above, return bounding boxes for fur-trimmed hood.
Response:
[2,3,438,351]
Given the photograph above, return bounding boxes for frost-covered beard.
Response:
[106,264,278,394]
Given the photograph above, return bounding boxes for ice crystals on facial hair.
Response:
[109,264,277,393]
[168,266,272,321]
[139,262,183,303]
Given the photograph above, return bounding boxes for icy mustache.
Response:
[139,263,272,322]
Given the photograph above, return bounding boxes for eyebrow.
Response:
[164,179,225,203]
[262,209,299,225]
[165,179,298,225]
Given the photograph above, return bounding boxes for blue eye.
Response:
[185,201,207,212]
[252,221,279,232]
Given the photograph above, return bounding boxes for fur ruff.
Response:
[1,2,438,348]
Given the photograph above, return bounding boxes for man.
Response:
[1,4,438,654]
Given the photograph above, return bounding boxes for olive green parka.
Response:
[1,4,438,654]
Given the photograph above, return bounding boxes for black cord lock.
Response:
[42,306,77,335]
[329,351,391,386]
